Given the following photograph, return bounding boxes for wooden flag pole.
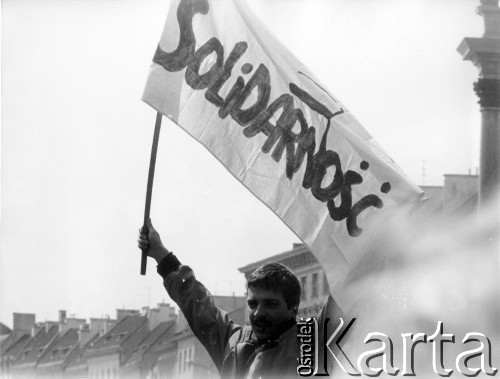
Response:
[140,112,163,275]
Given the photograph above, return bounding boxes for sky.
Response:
[0,0,485,327]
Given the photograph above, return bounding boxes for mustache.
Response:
[251,316,272,326]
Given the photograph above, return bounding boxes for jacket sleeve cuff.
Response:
[156,253,181,279]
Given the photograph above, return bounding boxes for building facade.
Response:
[148,295,246,379]
[0,298,243,379]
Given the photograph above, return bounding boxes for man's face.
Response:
[247,286,296,341]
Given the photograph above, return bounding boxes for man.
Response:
[138,219,336,378]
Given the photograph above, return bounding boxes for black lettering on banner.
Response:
[380,182,391,194]
[153,0,209,72]
[284,109,310,179]
[292,126,317,181]
[218,77,245,119]
[264,96,300,163]
[347,194,383,237]
[290,83,335,119]
[230,64,271,126]
[298,71,338,104]
[152,0,394,238]
[290,83,348,201]
[244,94,309,178]
[205,42,248,106]
[185,37,224,89]
[307,121,344,203]
[241,63,253,74]
[301,127,318,191]
[243,94,291,141]
[327,170,363,221]
[290,83,390,233]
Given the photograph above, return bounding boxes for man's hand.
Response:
[138,219,170,264]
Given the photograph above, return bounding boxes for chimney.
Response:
[59,310,67,324]
[147,303,177,331]
[77,324,92,347]
[116,309,140,321]
[13,313,36,335]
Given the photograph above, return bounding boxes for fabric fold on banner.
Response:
[143,0,426,310]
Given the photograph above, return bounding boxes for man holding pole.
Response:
[138,219,337,378]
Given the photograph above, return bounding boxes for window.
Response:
[301,276,307,300]
[188,347,193,370]
[323,273,330,296]
[311,273,318,298]
[181,350,186,372]
[178,351,183,373]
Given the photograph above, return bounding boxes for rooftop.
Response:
[238,243,318,276]
[64,333,101,373]
[123,321,176,369]
[1,333,31,360]
[11,325,59,368]
[87,314,149,364]
[37,328,79,367]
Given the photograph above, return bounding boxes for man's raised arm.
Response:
[137,219,242,372]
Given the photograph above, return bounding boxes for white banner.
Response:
[143,0,425,310]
